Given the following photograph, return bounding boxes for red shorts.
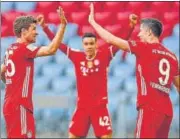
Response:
[69,105,112,137]
[4,105,35,138]
[135,106,172,138]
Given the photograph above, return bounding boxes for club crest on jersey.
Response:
[94,59,99,66]
[87,61,93,68]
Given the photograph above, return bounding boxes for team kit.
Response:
[1,3,179,139]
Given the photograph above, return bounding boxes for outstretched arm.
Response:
[37,14,55,40]
[36,7,67,57]
[1,64,6,84]
[89,3,130,52]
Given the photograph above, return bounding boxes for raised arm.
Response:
[173,75,180,94]
[37,14,55,40]
[1,64,6,83]
[89,3,130,52]
[36,7,67,57]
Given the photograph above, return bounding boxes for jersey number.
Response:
[5,51,15,77]
[99,116,110,126]
[158,58,170,85]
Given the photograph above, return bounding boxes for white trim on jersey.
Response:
[67,47,70,58]
[136,109,143,139]
[27,44,37,52]
[109,46,114,58]
[20,105,27,135]
[138,64,147,96]
[22,67,31,98]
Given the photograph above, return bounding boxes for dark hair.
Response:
[141,18,163,37]
[13,15,37,37]
[82,33,97,41]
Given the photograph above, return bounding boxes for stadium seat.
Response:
[54,51,72,66]
[2,11,24,36]
[51,76,75,94]
[116,12,131,27]
[108,76,124,93]
[14,2,37,12]
[95,12,114,25]
[80,2,104,12]
[113,63,134,80]
[1,2,14,13]
[162,36,179,54]
[126,103,137,125]
[173,2,179,12]
[124,76,137,94]
[41,63,64,78]
[79,25,96,36]
[163,12,179,27]
[34,76,51,93]
[36,2,59,14]
[160,24,173,41]
[97,39,108,48]
[67,36,83,50]
[64,64,76,77]
[71,12,89,26]
[105,24,122,37]
[125,54,136,68]
[59,23,79,44]
[150,2,172,14]
[140,11,157,19]
[59,2,79,12]
[172,24,179,37]
[126,2,146,14]
[104,2,127,12]
[35,55,53,65]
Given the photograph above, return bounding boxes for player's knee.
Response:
[68,132,80,138]
[100,133,112,139]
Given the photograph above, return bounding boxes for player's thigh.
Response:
[135,107,157,138]
[91,106,113,138]
[69,108,90,138]
[4,105,35,138]
[156,115,172,139]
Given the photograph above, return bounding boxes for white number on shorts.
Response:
[5,51,16,77]
[99,116,110,126]
[158,58,170,85]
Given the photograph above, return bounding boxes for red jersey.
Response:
[3,43,40,115]
[60,44,118,108]
[128,41,179,116]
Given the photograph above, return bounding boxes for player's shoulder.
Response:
[159,44,178,62]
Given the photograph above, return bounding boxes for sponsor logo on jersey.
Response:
[94,59,100,66]
[87,61,93,68]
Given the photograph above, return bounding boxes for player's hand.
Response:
[89,3,95,24]
[129,14,138,28]
[57,6,67,25]
[37,14,46,28]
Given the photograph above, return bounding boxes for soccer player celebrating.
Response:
[89,3,179,139]
[0,7,67,138]
[37,12,137,138]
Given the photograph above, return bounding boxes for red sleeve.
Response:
[24,44,40,59]
[43,25,55,40]
[128,40,146,57]
[59,43,81,62]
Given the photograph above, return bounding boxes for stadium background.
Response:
[0,1,179,138]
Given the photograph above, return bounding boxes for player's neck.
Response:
[86,52,96,60]
[16,37,30,44]
[147,37,159,44]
